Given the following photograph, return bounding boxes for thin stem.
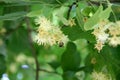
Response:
[25,6,39,80]
[25,17,39,80]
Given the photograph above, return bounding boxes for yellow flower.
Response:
[93,31,109,43]
[108,36,120,47]
[95,41,104,52]
[35,16,52,31]
[92,20,120,52]
[92,21,109,43]
[68,18,76,27]
[108,22,120,36]
[35,16,69,46]
[92,70,111,80]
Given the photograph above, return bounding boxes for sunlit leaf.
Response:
[84,5,103,30]
[99,5,112,20]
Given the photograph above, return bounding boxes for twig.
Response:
[25,16,39,80]
[25,6,39,80]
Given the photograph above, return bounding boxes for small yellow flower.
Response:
[116,21,120,27]
[95,41,104,52]
[108,36,120,47]
[93,31,109,43]
[68,18,76,27]
[92,21,109,43]
[108,23,120,36]
[92,70,111,80]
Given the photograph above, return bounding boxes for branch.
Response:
[25,16,39,80]
[25,6,39,80]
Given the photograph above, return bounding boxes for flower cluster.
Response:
[35,16,69,46]
[92,20,120,52]
[92,70,111,80]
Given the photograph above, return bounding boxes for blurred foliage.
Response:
[0,0,120,80]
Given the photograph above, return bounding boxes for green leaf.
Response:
[62,71,79,80]
[55,6,69,25]
[81,6,93,16]
[0,12,27,20]
[58,16,68,25]
[38,0,60,4]
[7,27,30,53]
[61,42,81,72]
[84,5,112,31]
[30,4,55,18]
[27,10,41,17]
[48,61,60,70]
[76,1,87,30]
[99,5,112,20]
[0,0,22,3]
[76,7,84,30]
[110,5,120,21]
[84,5,103,30]
[62,25,95,42]
[61,25,82,41]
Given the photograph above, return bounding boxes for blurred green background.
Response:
[0,0,120,80]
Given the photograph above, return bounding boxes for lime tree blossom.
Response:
[92,21,120,52]
[92,70,111,80]
[35,16,69,46]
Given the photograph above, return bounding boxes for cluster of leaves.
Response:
[0,0,120,80]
